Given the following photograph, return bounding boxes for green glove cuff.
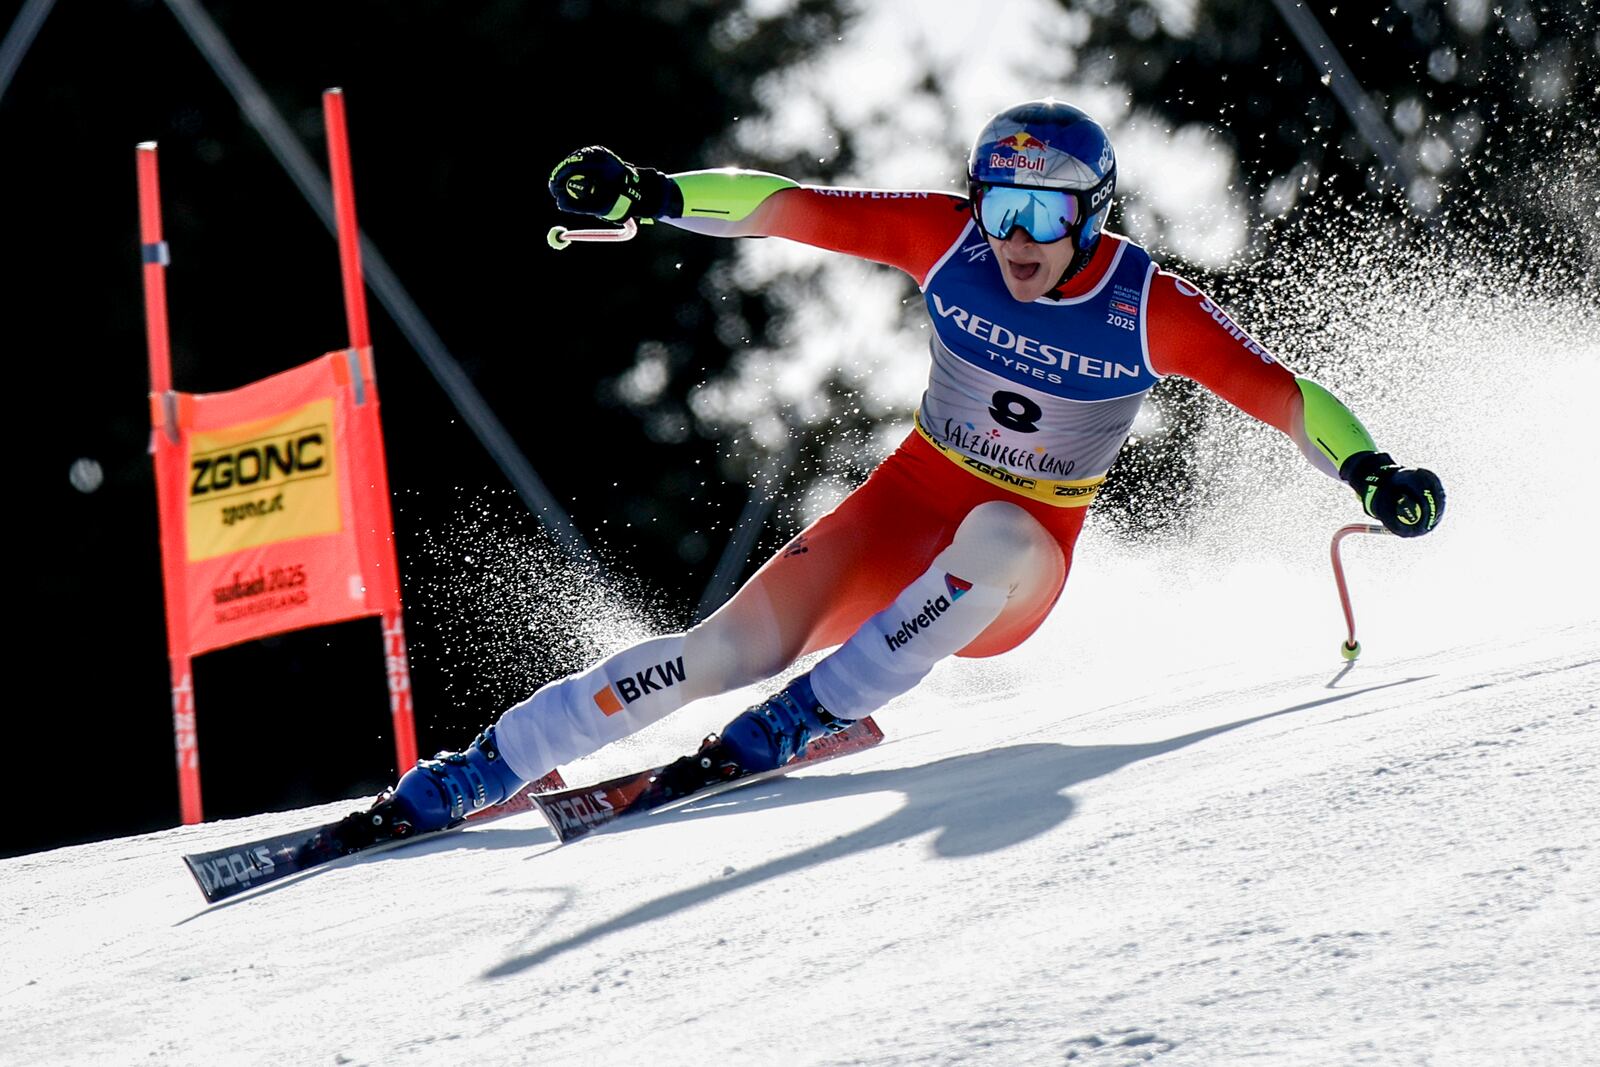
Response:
[668,169,800,221]
[1297,377,1378,472]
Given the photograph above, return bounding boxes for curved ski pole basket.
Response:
[1330,523,1391,661]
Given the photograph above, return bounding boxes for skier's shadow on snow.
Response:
[485,677,1424,979]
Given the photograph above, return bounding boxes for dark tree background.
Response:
[1079,0,1597,222]
[4,0,1592,856]
[1077,0,1599,537]
[4,0,847,856]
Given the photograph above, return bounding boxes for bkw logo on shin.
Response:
[592,657,688,715]
[884,574,973,653]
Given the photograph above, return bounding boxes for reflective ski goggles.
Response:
[970,183,1081,244]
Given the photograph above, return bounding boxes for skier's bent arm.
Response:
[1144,269,1444,534]
[546,146,966,282]
[663,170,969,282]
[1143,269,1375,478]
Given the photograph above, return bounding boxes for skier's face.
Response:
[987,228,1075,302]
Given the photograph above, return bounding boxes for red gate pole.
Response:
[137,142,204,823]
[323,89,371,350]
[323,88,419,772]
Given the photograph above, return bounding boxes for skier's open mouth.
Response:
[1005,258,1042,282]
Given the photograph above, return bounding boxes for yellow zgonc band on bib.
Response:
[915,417,1104,508]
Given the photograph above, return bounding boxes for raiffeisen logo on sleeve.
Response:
[593,656,689,715]
[186,397,341,562]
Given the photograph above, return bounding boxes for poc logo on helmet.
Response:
[1087,180,1114,212]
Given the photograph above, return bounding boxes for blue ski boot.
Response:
[382,725,526,834]
[717,673,852,774]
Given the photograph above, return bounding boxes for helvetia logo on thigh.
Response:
[885,574,972,653]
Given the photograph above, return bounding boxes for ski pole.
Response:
[547,216,640,250]
[1330,522,1391,661]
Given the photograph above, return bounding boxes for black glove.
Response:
[548,146,681,221]
[1340,451,1446,537]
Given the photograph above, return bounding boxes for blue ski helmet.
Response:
[968,100,1117,256]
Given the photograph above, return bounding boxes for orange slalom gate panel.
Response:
[150,347,402,658]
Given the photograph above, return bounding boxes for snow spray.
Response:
[403,489,669,715]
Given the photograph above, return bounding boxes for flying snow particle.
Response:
[69,458,103,494]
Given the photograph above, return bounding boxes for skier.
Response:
[381,99,1445,832]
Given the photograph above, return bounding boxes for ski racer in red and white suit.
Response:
[380,109,1445,831]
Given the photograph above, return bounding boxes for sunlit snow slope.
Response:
[5,235,1598,1064]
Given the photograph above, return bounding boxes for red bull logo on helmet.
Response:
[988,131,1049,173]
[994,132,1046,151]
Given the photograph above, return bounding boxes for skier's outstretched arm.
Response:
[548,145,968,283]
[1144,270,1445,537]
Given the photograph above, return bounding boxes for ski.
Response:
[183,719,886,902]
[534,717,884,844]
[182,770,566,905]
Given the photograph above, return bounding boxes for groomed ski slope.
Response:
[6,534,1597,1062]
[6,274,1598,1065]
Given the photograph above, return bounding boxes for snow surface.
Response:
[7,495,1599,1063]
[6,198,1599,1067]
[6,610,1595,1065]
